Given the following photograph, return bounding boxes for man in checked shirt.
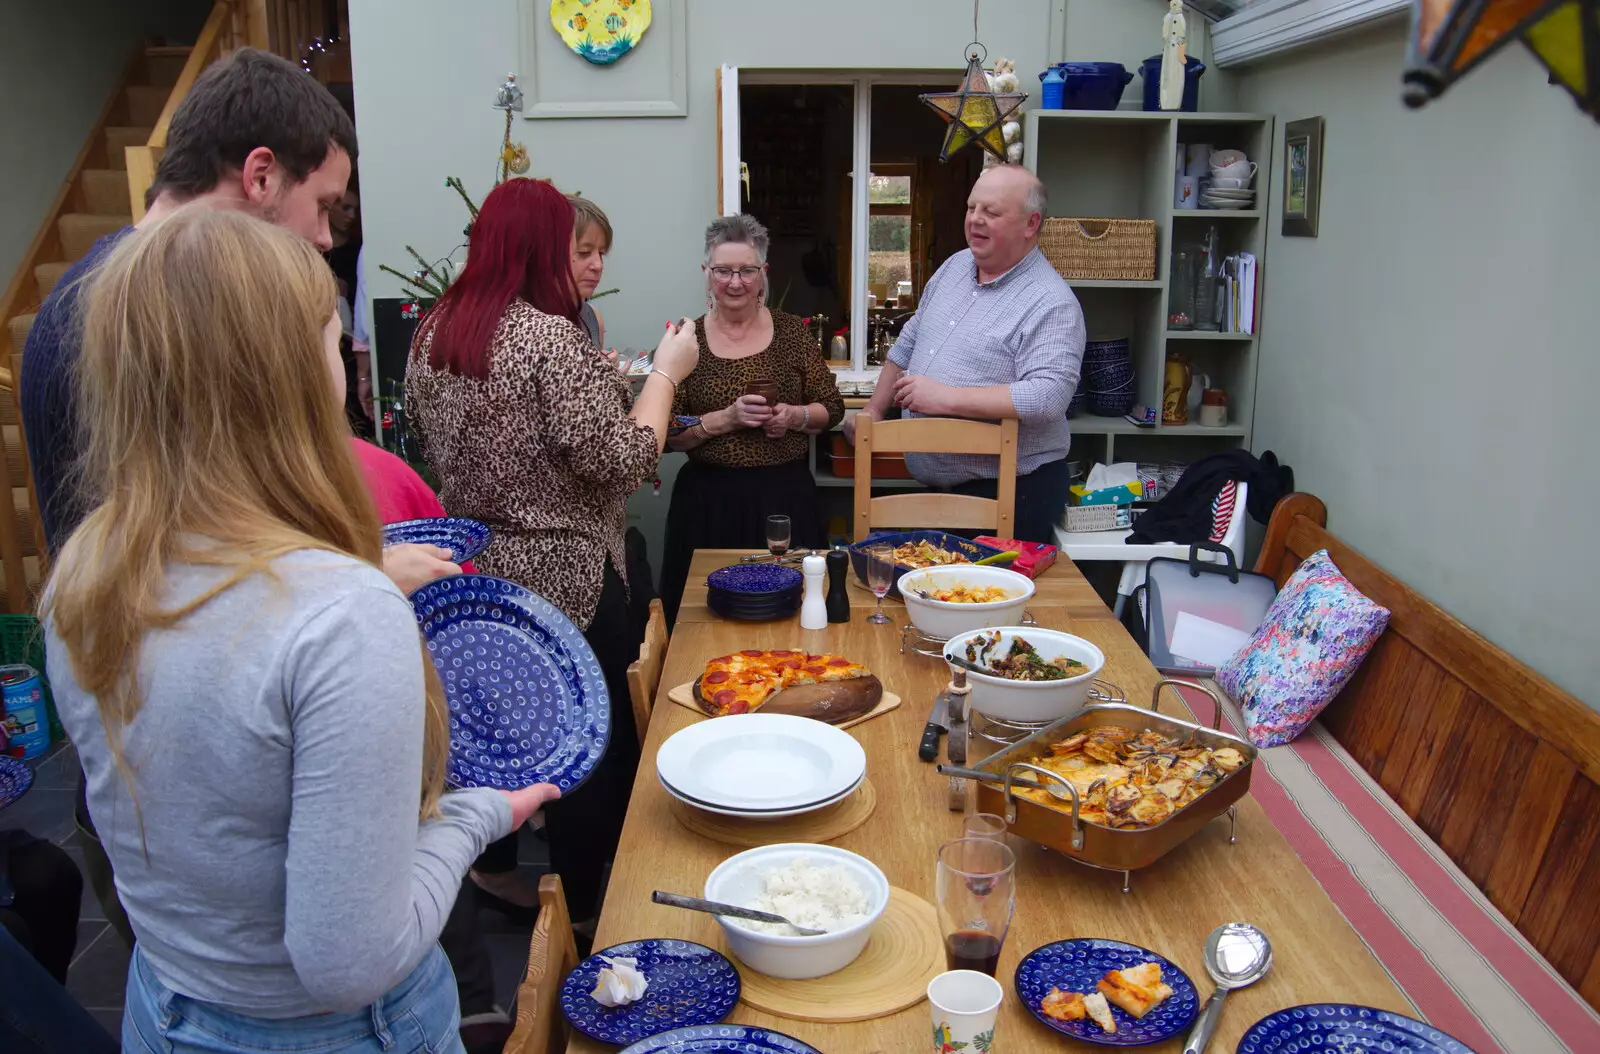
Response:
[846,164,1085,544]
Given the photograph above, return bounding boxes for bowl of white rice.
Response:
[703,842,890,980]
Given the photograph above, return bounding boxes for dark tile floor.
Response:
[8,742,546,1032]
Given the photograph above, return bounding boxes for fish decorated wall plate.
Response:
[550,0,652,66]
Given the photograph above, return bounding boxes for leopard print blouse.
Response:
[672,309,845,469]
[406,299,658,629]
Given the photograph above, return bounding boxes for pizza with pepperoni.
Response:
[695,649,873,717]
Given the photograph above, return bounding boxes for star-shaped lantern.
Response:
[919,48,1026,163]
[1403,0,1600,120]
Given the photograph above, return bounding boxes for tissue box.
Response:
[1069,481,1144,507]
[974,537,1057,579]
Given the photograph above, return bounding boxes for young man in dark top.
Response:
[21,48,505,1052]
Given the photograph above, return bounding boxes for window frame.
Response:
[735,70,962,371]
[1209,0,1407,68]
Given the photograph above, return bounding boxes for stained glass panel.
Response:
[1523,1,1587,94]
[1452,0,1552,70]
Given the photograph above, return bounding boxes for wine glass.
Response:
[936,837,1017,978]
[865,543,894,624]
[765,514,791,562]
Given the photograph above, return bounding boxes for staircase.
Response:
[0,0,332,613]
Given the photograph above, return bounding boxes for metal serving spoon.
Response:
[1183,922,1273,1054]
[651,890,828,936]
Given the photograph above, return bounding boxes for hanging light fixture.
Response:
[1403,0,1600,119]
[918,1,1026,163]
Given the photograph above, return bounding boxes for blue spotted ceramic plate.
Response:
[559,940,739,1047]
[0,755,33,811]
[618,1025,822,1054]
[1015,938,1199,1045]
[1236,1004,1477,1053]
[382,517,492,564]
[706,563,803,596]
[410,574,609,792]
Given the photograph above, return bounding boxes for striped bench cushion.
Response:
[1174,682,1600,1054]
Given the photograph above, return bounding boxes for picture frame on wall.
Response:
[1282,117,1323,238]
[519,0,687,118]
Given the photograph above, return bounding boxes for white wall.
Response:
[1236,25,1599,705]
[347,0,1224,580]
[349,0,1218,348]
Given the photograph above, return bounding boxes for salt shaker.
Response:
[825,549,851,623]
[799,553,828,630]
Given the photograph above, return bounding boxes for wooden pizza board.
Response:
[666,681,901,730]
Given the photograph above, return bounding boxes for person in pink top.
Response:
[348,437,478,574]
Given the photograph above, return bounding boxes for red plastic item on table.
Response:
[973,537,1058,579]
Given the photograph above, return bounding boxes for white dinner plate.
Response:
[658,772,864,819]
[1204,190,1255,200]
[659,769,863,813]
[655,713,866,812]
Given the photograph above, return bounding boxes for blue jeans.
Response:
[123,944,465,1054]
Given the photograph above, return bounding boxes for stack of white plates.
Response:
[1202,187,1256,210]
[656,713,867,819]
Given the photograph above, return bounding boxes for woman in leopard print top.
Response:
[405,178,697,923]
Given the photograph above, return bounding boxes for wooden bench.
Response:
[1256,493,1600,1013]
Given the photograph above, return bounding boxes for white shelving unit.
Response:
[1024,109,1274,465]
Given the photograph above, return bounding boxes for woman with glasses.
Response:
[659,214,845,625]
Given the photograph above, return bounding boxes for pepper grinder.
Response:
[799,553,828,630]
[825,549,851,623]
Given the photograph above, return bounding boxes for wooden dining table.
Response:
[569,551,1412,1053]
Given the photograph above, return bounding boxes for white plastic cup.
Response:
[929,970,1003,1052]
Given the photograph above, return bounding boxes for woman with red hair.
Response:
[406,177,697,927]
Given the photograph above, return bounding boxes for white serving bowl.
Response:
[943,627,1106,723]
[703,842,890,980]
[898,565,1035,640]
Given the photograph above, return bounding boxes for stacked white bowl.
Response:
[1205,148,1256,210]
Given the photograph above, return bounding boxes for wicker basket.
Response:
[1040,218,1158,281]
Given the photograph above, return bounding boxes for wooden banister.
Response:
[127,1,235,221]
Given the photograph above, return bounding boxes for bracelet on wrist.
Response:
[800,405,811,431]
[649,367,679,389]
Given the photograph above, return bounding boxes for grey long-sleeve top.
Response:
[47,550,511,1018]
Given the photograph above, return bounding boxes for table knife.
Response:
[918,691,950,762]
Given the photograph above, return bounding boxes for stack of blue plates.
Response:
[705,564,803,621]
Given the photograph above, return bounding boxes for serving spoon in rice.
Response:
[651,890,829,936]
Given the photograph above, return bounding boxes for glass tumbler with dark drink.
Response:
[936,837,1016,978]
[765,514,791,561]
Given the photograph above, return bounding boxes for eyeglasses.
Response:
[710,266,763,282]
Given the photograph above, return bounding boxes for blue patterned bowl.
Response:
[847,530,1007,599]
[1015,938,1199,1045]
[619,1025,823,1053]
[410,574,611,792]
[1084,337,1131,355]
[382,517,493,565]
[706,564,804,596]
[560,940,739,1047]
[1237,1004,1477,1053]
[1088,389,1138,416]
[0,755,33,811]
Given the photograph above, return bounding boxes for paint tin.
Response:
[1,664,49,760]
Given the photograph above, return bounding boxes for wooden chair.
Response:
[626,598,667,743]
[852,416,1018,541]
[502,874,577,1054]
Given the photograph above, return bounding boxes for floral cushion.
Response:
[1218,549,1390,748]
